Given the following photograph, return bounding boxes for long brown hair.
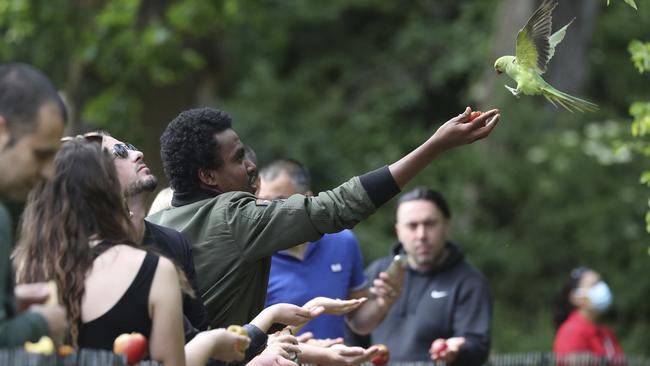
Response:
[14,138,138,346]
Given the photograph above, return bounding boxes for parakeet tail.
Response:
[541,86,599,113]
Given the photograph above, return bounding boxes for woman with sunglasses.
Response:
[552,267,623,363]
[13,139,249,365]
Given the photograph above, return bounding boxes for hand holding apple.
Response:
[370,344,390,365]
[204,328,250,362]
[113,332,147,365]
[430,337,466,363]
[227,325,250,353]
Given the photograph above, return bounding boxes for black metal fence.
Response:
[0,348,162,366]
[1,350,648,366]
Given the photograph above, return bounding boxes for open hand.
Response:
[303,297,366,316]
[431,107,500,152]
[269,303,325,327]
[207,328,250,362]
[430,337,466,363]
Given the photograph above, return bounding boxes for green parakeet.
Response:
[494,0,598,113]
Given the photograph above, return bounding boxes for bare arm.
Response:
[249,303,324,333]
[346,267,405,335]
[148,257,187,366]
[389,108,500,188]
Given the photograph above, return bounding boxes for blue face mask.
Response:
[578,281,613,312]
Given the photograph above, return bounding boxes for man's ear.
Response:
[198,168,219,187]
[0,115,9,151]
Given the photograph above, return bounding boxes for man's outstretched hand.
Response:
[431,107,500,152]
[389,107,500,188]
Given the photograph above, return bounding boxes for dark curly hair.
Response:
[160,107,232,193]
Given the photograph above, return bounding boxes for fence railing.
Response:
[0,350,648,366]
[0,348,162,366]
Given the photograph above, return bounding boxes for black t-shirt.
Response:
[143,220,208,330]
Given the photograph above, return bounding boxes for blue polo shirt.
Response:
[264,230,367,339]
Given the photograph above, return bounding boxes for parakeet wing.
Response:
[516,0,557,73]
[548,18,574,61]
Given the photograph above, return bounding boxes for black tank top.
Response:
[78,251,159,350]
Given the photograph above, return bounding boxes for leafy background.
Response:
[1,0,648,355]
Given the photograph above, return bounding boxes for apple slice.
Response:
[227,325,249,353]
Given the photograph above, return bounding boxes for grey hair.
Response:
[259,159,311,194]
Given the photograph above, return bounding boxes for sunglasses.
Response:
[61,133,138,159]
[111,143,138,159]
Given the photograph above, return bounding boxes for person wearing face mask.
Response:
[552,267,623,360]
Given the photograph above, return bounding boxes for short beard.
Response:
[125,176,158,197]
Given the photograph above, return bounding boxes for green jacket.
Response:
[148,167,399,328]
[0,202,50,346]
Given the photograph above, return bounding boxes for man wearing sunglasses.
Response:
[0,63,68,346]
[97,132,208,331]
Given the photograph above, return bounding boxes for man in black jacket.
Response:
[351,187,492,365]
[98,132,208,331]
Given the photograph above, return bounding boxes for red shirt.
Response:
[554,310,623,358]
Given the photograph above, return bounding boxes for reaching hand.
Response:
[15,283,51,313]
[320,344,381,366]
[252,303,324,332]
[206,328,250,362]
[248,353,298,366]
[431,107,500,152]
[270,303,325,327]
[295,332,313,343]
[430,337,466,363]
[265,330,301,361]
[304,337,344,348]
[303,297,366,316]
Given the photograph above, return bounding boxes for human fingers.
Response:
[449,107,473,124]
[470,113,500,142]
[269,334,298,345]
[296,332,313,343]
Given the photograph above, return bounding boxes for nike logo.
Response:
[431,290,448,299]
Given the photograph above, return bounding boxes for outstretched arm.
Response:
[389,107,500,188]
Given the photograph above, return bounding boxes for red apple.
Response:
[227,325,249,353]
[113,332,147,365]
[58,345,74,357]
[371,344,390,365]
[430,339,450,359]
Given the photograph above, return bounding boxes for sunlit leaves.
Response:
[629,40,650,73]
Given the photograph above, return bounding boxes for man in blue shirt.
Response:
[259,159,403,340]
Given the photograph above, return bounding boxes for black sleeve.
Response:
[450,274,492,366]
[143,221,209,330]
[178,232,209,330]
[358,166,400,208]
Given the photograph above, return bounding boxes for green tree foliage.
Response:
[0,0,648,355]
[628,41,650,238]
